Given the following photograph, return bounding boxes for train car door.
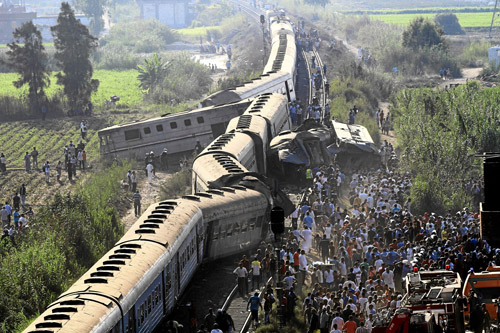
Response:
[175,252,181,297]
[203,222,213,259]
[124,305,135,333]
[164,262,174,312]
[284,81,291,102]
[211,123,227,138]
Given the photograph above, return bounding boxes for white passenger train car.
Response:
[25,185,272,333]
[97,100,251,160]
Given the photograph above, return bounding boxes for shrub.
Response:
[434,13,465,35]
[100,19,178,54]
[145,53,212,104]
[160,169,192,199]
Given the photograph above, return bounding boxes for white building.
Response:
[136,0,190,28]
[488,46,500,67]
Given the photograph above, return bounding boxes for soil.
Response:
[121,169,174,230]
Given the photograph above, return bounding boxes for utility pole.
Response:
[490,0,498,38]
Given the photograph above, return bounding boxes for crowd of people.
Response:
[271,155,494,332]
[189,150,493,333]
[0,121,93,245]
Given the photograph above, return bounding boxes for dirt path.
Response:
[438,67,482,88]
[121,170,173,231]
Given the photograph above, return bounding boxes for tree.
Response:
[136,53,171,93]
[51,2,99,109]
[3,21,50,110]
[402,17,446,50]
[303,0,330,7]
[434,13,465,35]
[74,0,108,36]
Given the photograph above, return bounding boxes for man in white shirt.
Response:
[324,266,334,288]
[331,313,344,331]
[233,263,248,297]
[146,162,154,184]
[299,250,308,287]
[382,267,395,290]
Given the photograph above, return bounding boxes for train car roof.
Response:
[264,34,296,75]
[24,200,202,333]
[192,153,247,187]
[233,71,291,100]
[98,99,250,135]
[226,114,268,138]
[195,184,270,221]
[244,93,288,118]
[201,90,243,107]
[331,121,378,154]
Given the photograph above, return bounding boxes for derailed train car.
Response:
[24,180,279,333]
[98,15,297,161]
[97,100,251,161]
[192,93,290,193]
[202,17,297,106]
[25,12,297,333]
[268,120,381,180]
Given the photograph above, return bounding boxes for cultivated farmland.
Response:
[369,12,495,27]
[0,70,143,108]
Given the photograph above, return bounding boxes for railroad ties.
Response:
[302,45,328,124]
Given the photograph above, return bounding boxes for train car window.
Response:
[197,116,205,124]
[148,295,152,314]
[233,223,240,234]
[184,119,192,126]
[219,226,225,239]
[124,129,141,141]
[226,224,233,237]
[170,122,178,129]
[249,217,256,231]
[212,221,219,240]
[156,124,164,132]
[241,221,248,232]
[140,306,144,325]
[144,127,151,135]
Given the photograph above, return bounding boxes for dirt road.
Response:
[121,169,173,230]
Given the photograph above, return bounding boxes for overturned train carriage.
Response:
[25,184,274,333]
[97,100,252,161]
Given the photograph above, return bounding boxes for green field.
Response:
[369,12,495,27]
[175,25,221,37]
[344,6,493,15]
[0,69,143,106]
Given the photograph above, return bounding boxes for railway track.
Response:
[231,0,263,23]
[302,45,327,124]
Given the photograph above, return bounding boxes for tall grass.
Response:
[458,40,491,67]
[0,161,130,332]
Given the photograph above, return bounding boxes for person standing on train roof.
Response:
[146,162,154,184]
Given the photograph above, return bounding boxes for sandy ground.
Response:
[438,67,483,88]
[121,169,174,230]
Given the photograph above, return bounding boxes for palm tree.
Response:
[136,53,171,93]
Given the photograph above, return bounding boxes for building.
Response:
[136,0,190,28]
[33,14,90,41]
[0,0,36,42]
[488,46,500,67]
